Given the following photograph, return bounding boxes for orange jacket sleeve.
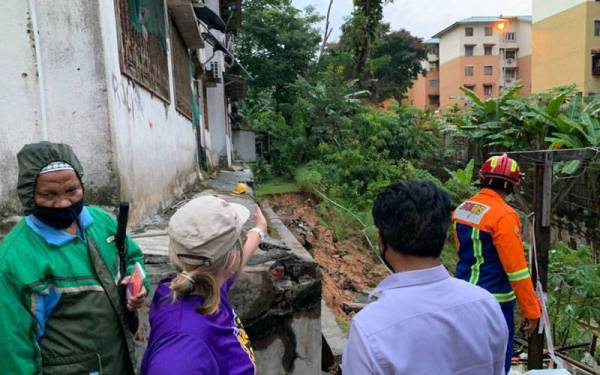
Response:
[492,213,541,320]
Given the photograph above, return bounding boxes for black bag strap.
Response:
[86,236,136,372]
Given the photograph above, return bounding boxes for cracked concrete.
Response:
[132,168,322,374]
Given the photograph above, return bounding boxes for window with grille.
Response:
[171,18,193,119]
[465,27,473,37]
[484,45,493,56]
[465,45,475,56]
[465,66,474,76]
[485,27,493,36]
[484,66,493,76]
[116,0,170,102]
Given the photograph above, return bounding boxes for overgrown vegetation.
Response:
[238,0,600,362]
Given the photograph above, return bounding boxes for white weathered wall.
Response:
[205,0,232,167]
[98,0,199,224]
[0,0,115,214]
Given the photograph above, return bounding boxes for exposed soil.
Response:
[268,193,388,321]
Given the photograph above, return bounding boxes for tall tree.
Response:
[236,0,322,101]
[369,30,427,100]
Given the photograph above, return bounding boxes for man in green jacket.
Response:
[0,142,148,374]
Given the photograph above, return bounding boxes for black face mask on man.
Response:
[378,235,395,273]
[34,200,84,230]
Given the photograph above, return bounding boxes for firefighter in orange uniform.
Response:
[452,154,541,374]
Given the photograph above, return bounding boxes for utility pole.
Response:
[528,152,552,369]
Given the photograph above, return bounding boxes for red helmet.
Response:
[479,154,521,186]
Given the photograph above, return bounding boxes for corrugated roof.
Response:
[425,38,440,44]
[432,15,532,38]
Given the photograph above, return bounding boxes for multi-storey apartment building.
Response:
[409,16,532,110]
[533,0,600,95]
[407,39,440,110]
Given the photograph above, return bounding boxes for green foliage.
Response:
[448,83,600,154]
[255,178,300,197]
[294,167,323,192]
[334,12,425,100]
[368,30,427,100]
[236,0,322,100]
[444,159,478,207]
[548,243,600,352]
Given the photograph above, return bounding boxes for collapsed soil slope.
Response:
[268,193,388,321]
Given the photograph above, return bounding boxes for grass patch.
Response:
[255,178,300,197]
[336,317,350,336]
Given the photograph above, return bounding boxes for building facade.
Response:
[409,16,532,110]
[0,0,249,223]
[532,0,600,95]
[407,39,440,110]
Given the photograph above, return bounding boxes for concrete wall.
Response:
[98,0,199,224]
[0,0,116,214]
[533,0,587,23]
[407,73,429,108]
[205,0,232,167]
[532,2,587,94]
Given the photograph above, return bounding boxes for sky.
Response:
[291,0,532,41]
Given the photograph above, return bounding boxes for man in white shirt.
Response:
[342,181,508,375]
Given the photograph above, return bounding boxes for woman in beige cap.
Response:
[141,195,267,375]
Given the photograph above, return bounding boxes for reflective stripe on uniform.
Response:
[507,268,530,282]
[493,291,516,303]
[469,228,483,285]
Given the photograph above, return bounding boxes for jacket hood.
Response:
[17,142,84,215]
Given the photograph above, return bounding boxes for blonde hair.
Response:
[169,240,242,315]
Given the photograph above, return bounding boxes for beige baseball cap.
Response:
[168,195,250,266]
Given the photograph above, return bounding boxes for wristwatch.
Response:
[248,227,266,241]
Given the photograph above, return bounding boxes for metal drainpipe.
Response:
[28,0,49,141]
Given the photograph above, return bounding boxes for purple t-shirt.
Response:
[141,277,256,375]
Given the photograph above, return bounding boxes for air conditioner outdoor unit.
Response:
[204,61,222,87]
[210,61,220,80]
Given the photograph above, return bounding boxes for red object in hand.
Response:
[128,262,146,298]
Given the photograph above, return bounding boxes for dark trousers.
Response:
[500,300,516,374]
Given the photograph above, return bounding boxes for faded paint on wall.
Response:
[0,0,42,213]
[98,0,199,224]
[0,0,115,214]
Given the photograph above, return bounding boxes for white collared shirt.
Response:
[342,265,508,375]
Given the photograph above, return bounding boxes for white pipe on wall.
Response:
[28,0,48,141]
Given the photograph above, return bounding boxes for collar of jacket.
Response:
[25,206,94,246]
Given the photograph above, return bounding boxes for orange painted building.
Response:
[410,16,532,110]
[407,39,440,110]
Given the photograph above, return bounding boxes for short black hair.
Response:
[372,180,451,258]
[481,177,514,195]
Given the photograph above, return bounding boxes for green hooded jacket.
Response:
[0,142,149,374]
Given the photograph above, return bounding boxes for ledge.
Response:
[167,0,204,48]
